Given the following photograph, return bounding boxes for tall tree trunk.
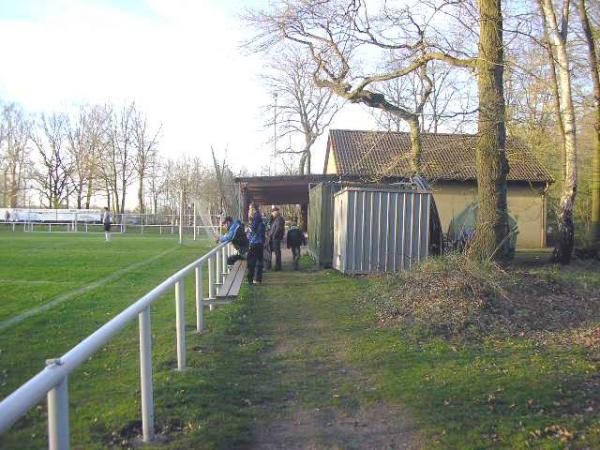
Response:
[105,179,111,210]
[111,182,119,214]
[120,180,127,214]
[75,183,83,209]
[578,0,600,247]
[299,135,314,175]
[138,171,145,213]
[2,168,7,207]
[85,178,93,209]
[540,0,578,264]
[408,117,423,175]
[298,150,308,175]
[9,167,18,208]
[299,150,309,175]
[545,40,566,176]
[471,0,510,259]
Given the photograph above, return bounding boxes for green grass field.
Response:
[0,233,216,449]
[2,234,599,449]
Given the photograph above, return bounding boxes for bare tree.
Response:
[132,106,160,213]
[1,104,30,207]
[263,49,341,174]
[101,103,136,214]
[81,105,110,209]
[146,156,165,215]
[247,0,510,259]
[66,106,106,209]
[577,0,600,247]
[66,111,86,208]
[210,146,232,214]
[373,60,473,134]
[30,113,73,208]
[537,0,578,263]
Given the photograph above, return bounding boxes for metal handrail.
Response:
[0,240,235,449]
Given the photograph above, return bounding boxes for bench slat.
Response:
[227,263,247,296]
[217,260,246,298]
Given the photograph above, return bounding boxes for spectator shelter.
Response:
[235,174,380,230]
[235,129,553,273]
[324,130,553,249]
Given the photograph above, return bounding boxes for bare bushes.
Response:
[368,254,600,340]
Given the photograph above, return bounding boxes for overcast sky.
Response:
[0,0,376,176]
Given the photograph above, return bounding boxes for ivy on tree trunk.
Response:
[470,0,510,260]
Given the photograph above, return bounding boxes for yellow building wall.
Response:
[431,182,546,249]
[325,148,546,248]
[325,151,337,174]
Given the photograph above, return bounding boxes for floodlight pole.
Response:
[271,92,278,176]
[179,190,184,245]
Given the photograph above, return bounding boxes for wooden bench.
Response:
[216,260,247,299]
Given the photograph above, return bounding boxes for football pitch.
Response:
[0,233,213,449]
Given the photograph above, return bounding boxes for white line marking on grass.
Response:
[0,247,178,332]
[0,279,78,286]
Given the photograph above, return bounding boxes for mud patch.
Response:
[253,402,419,449]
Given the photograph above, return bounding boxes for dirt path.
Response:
[245,258,420,449]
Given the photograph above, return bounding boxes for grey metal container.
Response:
[333,185,431,274]
[308,183,344,267]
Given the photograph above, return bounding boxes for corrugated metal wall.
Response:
[308,183,343,267]
[333,186,431,274]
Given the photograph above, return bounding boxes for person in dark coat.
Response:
[269,206,285,271]
[102,207,112,242]
[286,218,306,270]
[217,216,249,265]
[247,204,266,284]
[263,211,272,270]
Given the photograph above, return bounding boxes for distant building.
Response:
[324,129,553,248]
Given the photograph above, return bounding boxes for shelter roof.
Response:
[234,174,405,205]
[326,129,553,183]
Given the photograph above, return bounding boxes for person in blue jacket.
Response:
[217,216,249,265]
[247,203,266,284]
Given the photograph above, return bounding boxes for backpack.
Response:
[287,228,304,248]
[232,222,249,250]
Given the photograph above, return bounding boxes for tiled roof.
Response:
[327,129,553,183]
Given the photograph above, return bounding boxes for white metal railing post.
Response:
[208,255,215,300]
[215,250,222,292]
[0,242,234,444]
[175,280,186,370]
[221,246,227,277]
[195,264,204,332]
[138,307,154,442]
[47,371,69,450]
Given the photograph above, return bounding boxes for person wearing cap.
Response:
[269,206,285,271]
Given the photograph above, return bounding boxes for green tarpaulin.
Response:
[447,202,519,253]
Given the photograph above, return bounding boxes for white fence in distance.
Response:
[0,208,223,239]
[0,241,236,449]
[1,221,219,238]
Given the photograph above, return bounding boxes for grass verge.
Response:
[356,255,600,448]
[0,234,221,449]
